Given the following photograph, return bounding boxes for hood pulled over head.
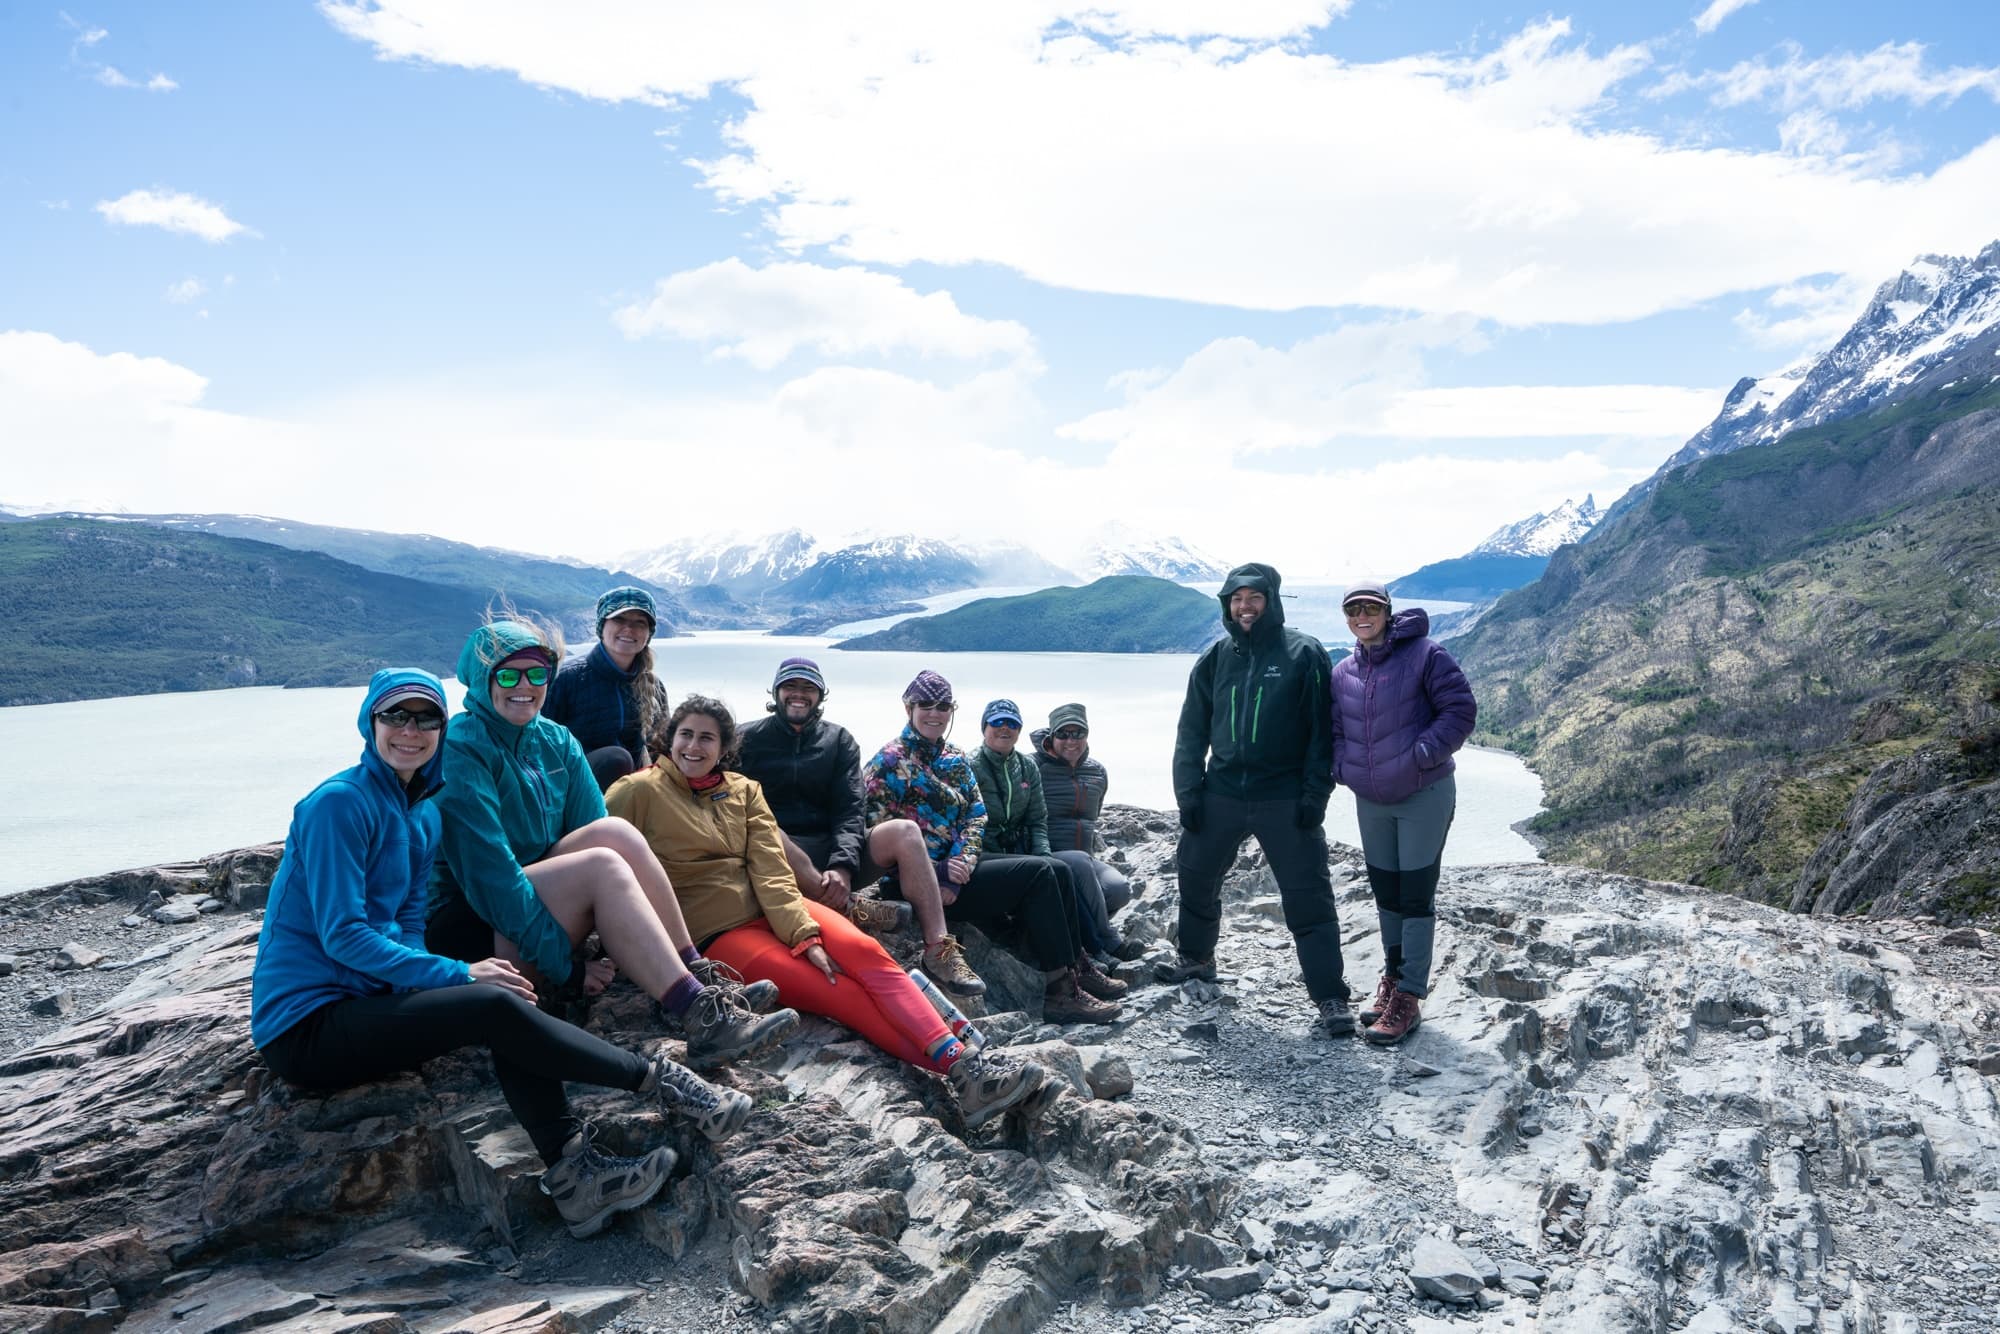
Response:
[1217,562,1285,640]
[456,621,553,725]
[358,667,448,786]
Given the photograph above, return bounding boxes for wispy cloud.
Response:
[1667,41,2000,112]
[64,13,177,91]
[615,260,1034,370]
[95,190,253,243]
[1692,0,1757,37]
[323,6,2000,327]
[164,277,207,304]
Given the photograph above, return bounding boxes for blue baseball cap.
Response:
[981,698,1023,727]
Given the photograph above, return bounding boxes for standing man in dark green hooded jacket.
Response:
[1161,563,1354,1035]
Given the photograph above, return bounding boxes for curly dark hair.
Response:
[649,693,739,770]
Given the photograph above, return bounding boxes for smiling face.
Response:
[775,679,822,727]
[670,713,724,778]
[1344,599,1390,648]
[488,651,549,726]
[906,699,955,742]
[598,610,653,669]
[1050,726,1088,764]
[1228,587,1267,633]
[373,702,442,779]
[982,719,1020,754]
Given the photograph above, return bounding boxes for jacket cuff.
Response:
[789,931,823,957]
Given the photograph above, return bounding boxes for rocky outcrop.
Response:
[7,810,2000,1332]
[1791,743,2000,920]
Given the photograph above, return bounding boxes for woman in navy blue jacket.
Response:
[250,668,749,1239]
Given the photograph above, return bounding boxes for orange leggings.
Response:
[705,901,956,1072]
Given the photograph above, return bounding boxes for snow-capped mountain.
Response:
[769,535,984,607]
[1661,242,2000,477]
[1077,525,1230,582]
[1469,495,1601,558]
[620,529,822,594]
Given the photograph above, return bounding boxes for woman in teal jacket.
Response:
[428,619,797,1069]
[251,668,747,1239]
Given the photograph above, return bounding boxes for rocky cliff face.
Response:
[5,815,1999,1333]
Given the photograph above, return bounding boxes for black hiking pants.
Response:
[1174,791,1349,1002]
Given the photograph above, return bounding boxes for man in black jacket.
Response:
[1161,564,1354,1035]
[732,658,984,996]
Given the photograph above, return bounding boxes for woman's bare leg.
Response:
[866,819,947,948]
[551,817,698,947]
[525,845,689,1000]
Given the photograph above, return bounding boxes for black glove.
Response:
[1295,796,1329,830]
[1178,798,1204,833]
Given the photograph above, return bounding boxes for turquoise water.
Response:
[0,630,1541,894]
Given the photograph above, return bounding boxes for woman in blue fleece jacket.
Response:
[250,669,750,1238]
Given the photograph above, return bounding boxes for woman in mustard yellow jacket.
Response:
[608,695,1049,1130]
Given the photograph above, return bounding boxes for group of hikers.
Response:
[249,561,1474,1242]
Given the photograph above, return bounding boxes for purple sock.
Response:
[680,944,702,968]
[660,974,703,1016]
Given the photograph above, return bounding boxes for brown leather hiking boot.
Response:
[1076,954,1129,1000]
[1359,974,1398,1027]
[1043,970,1122,1024]
[1364,989,1422,1045]
[848,895,913,936]
[921,934,986,997]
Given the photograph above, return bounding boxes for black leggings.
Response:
[259,984,648,1165]
[943,853,1081,973]
[585,745,640,794]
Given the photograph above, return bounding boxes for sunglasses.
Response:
[1053,728,1088,741]
[492,665,551,688]
[914,700,956,712]
[374,708,444,732]
[985,718,1021,729]
[1343,602,1388,618]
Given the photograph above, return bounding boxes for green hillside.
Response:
[1454,375,2000,908]
[26,511,687,637]
[835,576,1225,653]
[5,519,493,705]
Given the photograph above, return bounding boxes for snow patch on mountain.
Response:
[1075,524,1230,581]
[620,529,821,591]
[1470,495,1601,557]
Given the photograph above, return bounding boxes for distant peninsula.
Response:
[834,576,1224,653]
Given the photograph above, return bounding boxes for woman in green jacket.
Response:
[428,618,798,1069]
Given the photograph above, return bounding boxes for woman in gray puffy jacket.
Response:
[1328,582,1476,1046]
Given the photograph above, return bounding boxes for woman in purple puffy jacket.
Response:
[1328,581,1477,1046]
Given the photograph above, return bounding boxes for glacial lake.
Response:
[0,629,1541,895]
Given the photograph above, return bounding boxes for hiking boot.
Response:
[1076,954,1129,1000]
[1358,974,1398,1028]
[921,934,986,997]
[644,1053,754,1141]
[683,985,799,1070]
[1364,990,1422,1046]
[1318,995,1357,1038]
[1107,936,1148,963]
[947,1049,1047,1130]
[541,1125,675,1238]
[1153,954,1217,985]
[848,895,913,936]
[1043,971,1122,1025]
[688,956,781,1014]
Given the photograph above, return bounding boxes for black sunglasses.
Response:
[374,708,444,732]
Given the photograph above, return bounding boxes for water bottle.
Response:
[907,966,987,1053]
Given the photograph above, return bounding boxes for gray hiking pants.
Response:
[1354,774,1455,998]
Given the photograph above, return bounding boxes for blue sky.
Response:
[4,1,1997,580]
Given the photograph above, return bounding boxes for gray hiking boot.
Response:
[920,934,986,997]
[1153,954,1217,985]
[540,1124,675,1238]
[683,984,799,1070]
[644,1053,754,1141]
[1317,995,1358,1038]
[848,895,914,936]
[948,1049,1047,1131]
[688,956,781,1014]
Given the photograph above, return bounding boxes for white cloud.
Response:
[165,277,207,304]
[1061,320,1719,464]
[92,65,179,90]
[147,73,179,91]
[1692,0,1756,37]
[95,189,252,243]
[1731,273,1875,349]
[0,328,1662,581]
[323,6,2000,326]
[1687,41,2000,113]
[614,260,1034,369]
